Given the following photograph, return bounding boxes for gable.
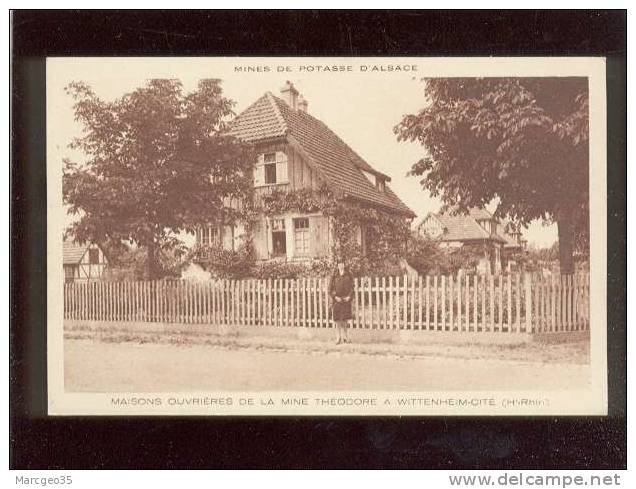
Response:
[63,239,107,265]
[418,214,444,238]
[229,92,415,217]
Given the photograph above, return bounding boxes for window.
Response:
[88,248,99,264]
[198,226,221,247]
[271,219,287,256]
[64,266,75,282]
[255,151,288,187]
[294,218,310,255]
[376,178,386,192]
[263,152,277,184]
[265,163,277,184]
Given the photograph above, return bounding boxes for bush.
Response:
[102,244,186,281]
[251,260,310,280]
[406,235,483,276]
[192,243,255,279]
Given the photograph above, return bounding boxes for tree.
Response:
[395,78,589,274]
[406,235,483,275]
[63,79,253,278]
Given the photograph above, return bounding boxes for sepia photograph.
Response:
[46,57,607,415]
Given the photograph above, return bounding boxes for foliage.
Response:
[406,235,483,275]
[257,187,336,216]
[254,188,411,275]
[443,245,484,274]
[192,185,411,279]
[189,243,255,279]
[63,79,253,279]
[502,248,529,270]
[395,78,589,274]
[102,245,186,281]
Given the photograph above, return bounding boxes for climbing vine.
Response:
[191,187,411,278]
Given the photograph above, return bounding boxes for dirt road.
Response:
[65,338,589,392]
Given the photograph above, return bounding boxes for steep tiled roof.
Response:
[435,213,491,241]
[63,239,88,265]
[469,207,495,221]
[228,92,415,217]
[227,93,287,142]
[430,209,507,244]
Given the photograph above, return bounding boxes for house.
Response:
[194,82,415,262]
[63,238,108,283]
[415,207,511,274]
[500,220,528,271]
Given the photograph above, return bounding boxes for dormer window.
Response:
[376,177,385,192]
[254,151,288,187]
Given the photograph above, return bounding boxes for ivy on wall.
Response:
[192,187,412,278]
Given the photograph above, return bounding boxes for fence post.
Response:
[524,272,533,333]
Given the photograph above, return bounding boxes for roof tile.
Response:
[432,208,508,244]
[63,239,88,264]
[229,92,415,217]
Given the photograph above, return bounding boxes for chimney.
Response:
[280,81,299,110]
[297,94,308,113]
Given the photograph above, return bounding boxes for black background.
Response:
[11,10,627,469]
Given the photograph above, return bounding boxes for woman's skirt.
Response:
[332,300,353,321]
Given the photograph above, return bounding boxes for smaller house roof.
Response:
[435,213,491,242]
[63,239,99,265]
[424,208,508,244]
[468,207,495,221]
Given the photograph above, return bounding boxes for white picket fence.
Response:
[64,273,589,334]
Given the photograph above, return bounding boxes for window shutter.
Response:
[251,219,268,259]
[309,216,329,257]
[276,161,288,183]
[276,151,288,183]
[254,164,264,187]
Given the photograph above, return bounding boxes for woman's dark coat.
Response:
[329,271,354,321]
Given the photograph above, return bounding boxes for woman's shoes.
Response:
[335,339,342,345]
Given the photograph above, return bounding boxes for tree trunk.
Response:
[557,208,575,275]
[146,242,158,280]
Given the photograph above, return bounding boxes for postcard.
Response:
[47,56,607,415]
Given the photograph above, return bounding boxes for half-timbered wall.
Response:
[64,244,108,282]
[253,142,322,201]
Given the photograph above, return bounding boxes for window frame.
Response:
[255,151,288,187]
[270,218,287,257]
[264,162,277,184]
[88,248,100,265]
[293,218,310,255]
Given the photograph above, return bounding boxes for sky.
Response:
[48,57,560,248]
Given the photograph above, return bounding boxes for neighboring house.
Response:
[501,220,527,252]
[194,82,415,262]
[415,207,510,274]
[63,239,108,283]
[500,220,528,271]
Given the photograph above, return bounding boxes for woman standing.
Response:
[328,261,354,344]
